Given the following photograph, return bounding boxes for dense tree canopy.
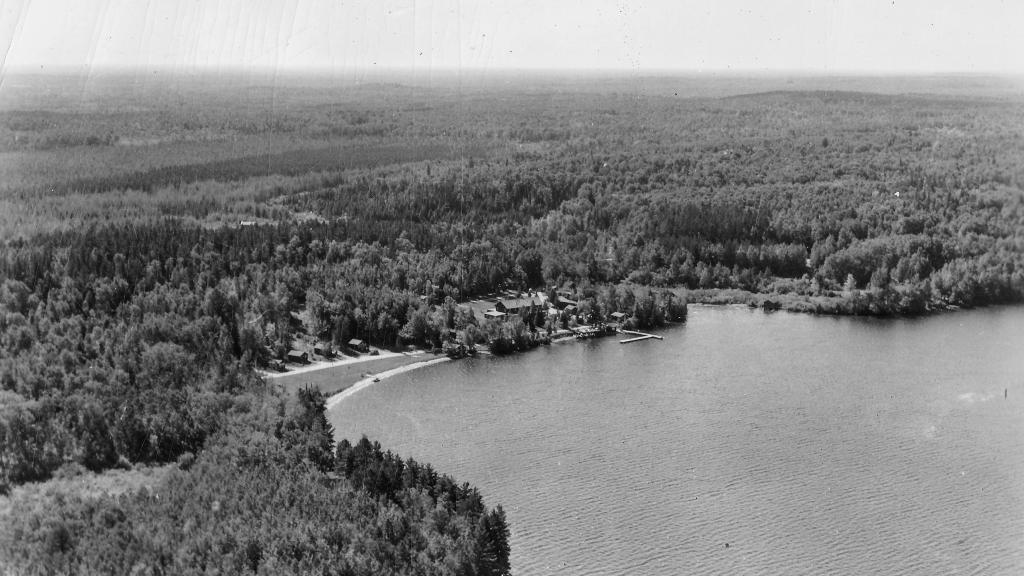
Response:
[1,73,1022,572]
[1,389,511,575]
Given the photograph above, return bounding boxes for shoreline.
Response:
[683,287,959,317]
[325,357,452,410]
[282,296,858,407]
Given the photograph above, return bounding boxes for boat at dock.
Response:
[573,323,616,339]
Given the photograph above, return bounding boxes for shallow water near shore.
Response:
[330,305,1024,575]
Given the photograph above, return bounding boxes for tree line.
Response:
[1,77,1023,571]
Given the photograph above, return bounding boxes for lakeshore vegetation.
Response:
[1,72,1023,571]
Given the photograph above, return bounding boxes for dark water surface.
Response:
[330,306,1024,575]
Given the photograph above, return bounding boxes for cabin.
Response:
[610,312,627,322]
[286,351,308,364]
[555,296,578,310]
[495,297,537,315]
[347,338,370,353]
[313,345,335,358]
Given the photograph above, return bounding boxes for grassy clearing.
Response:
[0,463,172,522]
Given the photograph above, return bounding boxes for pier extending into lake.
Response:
[619,330,663,343]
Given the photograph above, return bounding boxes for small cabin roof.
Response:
[347,338,364,346]
[610,311,627,319]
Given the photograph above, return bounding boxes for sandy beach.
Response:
[325,357,451,410]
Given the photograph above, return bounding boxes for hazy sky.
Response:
[2,0,1022,75]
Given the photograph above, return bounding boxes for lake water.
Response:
[329,305,1024,575]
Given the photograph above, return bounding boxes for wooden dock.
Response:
[619,330,663,343]
[620,335,658,343]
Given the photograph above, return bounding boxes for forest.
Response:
[1,72,1023,571]
[1,388,511,574]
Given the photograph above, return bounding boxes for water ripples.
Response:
[331,306,1024,575]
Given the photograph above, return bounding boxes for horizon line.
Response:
[4,64,1023,79]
